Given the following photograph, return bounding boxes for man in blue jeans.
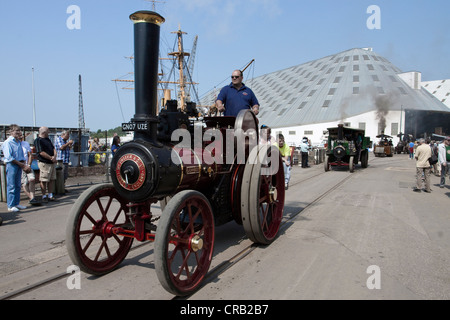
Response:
[1,124,31,212]
[275,134,291,190]
[408,141,415,159]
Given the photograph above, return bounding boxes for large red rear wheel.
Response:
[241,145,285,244]
[66,184,133,275]
[154,190,215,296]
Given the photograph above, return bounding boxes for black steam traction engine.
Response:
[66,11,285,296]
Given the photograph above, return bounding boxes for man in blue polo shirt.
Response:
[216,70,260,117]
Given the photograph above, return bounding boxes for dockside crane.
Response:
[78,75,85,132]
[186,35,198,103]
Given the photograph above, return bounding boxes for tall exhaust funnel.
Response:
[129,11,165,141]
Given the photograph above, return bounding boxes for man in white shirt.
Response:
[414,138,432,193]
[438,137,450,188]
[1,125,31,212]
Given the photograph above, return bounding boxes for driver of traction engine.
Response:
[215,70,260,117]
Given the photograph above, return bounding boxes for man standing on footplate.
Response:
[216,70,260,117]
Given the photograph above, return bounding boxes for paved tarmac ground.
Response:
[0,153,449,300]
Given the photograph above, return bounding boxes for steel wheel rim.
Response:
[253,150,285,242]
[242,145,285,244]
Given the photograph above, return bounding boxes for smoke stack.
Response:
[129,11,165,141]
[338,124,344,140]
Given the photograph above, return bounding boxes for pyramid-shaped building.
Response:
[202,48,450,146]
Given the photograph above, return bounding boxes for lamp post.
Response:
[32,67,36,127]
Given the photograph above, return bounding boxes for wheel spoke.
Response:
[260,203,269,232]
[96,198,106,220]
[82,233,97,255]
[103,241,112,260]
[112,207,124,225]
[94,237,107,262]
[187,204,194,234]
[83,210,97,225]
[79,229,100,236]
[112,234,124,246]
[167,244,177,266]
[176,249,192,281]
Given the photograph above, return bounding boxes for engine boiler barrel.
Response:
[111,142,221,202]
[112,141,180,202]
[130,11,165,142]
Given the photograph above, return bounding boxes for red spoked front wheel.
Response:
[154,190,215,296]
[66,184,133,275]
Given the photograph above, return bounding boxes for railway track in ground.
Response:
[1,158,378,300]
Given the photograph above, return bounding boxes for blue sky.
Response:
[1,0,449,131]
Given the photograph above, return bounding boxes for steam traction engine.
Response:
[65,11,285,296]
[374,133,395,157]
[324,124,371,173]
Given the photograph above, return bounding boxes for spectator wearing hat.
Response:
[438,136,450,188]
[299,137,311,168]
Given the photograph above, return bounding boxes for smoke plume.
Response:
[375,91,398,133]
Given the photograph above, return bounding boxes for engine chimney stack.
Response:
[129,11,165,142]
[338,124,344,140]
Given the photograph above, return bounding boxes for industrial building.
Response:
[202,48,450,147]
[422,79,450,109]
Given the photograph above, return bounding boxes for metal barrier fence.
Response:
[314,148,326,165]
[292,148,326,166]
[0,162,6,203]
[66,151,112,185]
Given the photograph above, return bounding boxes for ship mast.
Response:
[170,26,188,111]
[112,22,198,112]
[145,0,165,11]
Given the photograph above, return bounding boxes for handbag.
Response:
[428,154,438,165]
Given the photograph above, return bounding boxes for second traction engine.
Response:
[66,10,285,297]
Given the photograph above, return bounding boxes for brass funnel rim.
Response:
[130,11,165,25]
